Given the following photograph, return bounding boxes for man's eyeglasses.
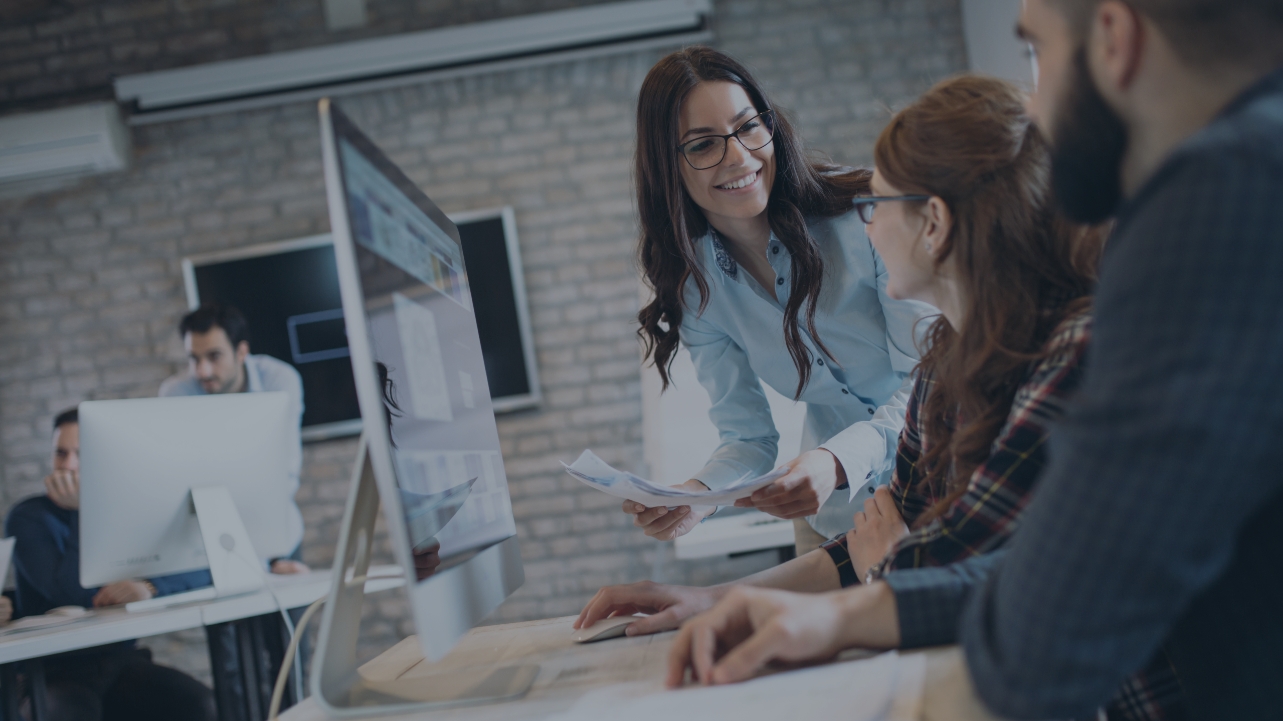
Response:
[852,195,931,224]
[677,110,775,171]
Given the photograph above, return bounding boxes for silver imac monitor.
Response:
[319,99,523,665]
[78,393,301,587]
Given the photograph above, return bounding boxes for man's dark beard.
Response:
[1049,49,1129,223]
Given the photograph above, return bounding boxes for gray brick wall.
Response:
[0,0,965,685]
[0,0,622,112]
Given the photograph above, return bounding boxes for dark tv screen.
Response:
[188,214,536,437]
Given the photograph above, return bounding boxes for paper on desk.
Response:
[563,450,787,507]
[547,650,925,721]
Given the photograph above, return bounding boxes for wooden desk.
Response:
[0,568,402,721]
[280,617,1002,721]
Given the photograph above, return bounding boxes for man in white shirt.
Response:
[159,302,307,574]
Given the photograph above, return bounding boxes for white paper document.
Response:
[563,450,788,507]
[548,650,925,721]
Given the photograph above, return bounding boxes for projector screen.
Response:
[181,208,540,441]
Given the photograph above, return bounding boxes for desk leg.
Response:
[208,621,250,721]
[258,611,299,708]
[206,614,298,721]
[0,663,19,721]
[237,620,265,720]
[249,613,299,714]
[26,659,47,721]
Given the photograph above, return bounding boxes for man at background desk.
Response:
[5,408,217,721]
[159,302,308,573]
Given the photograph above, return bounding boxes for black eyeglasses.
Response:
[852,195,931,224]
[677,110,775,170]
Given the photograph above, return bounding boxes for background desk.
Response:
[0,568,401,721]
[279,616,1001,721]
[674,510,795,563]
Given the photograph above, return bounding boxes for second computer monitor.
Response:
[321,99,523,662]
[79,393,301,588]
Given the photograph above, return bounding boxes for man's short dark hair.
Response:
[53,407,78,431]
[1053,0,1283,69]
[178,303,250,348]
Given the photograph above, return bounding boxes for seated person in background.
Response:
[159,302,308,574]
[583,76,1174,716]
[5,408,216,721]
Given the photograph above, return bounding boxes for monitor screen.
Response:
[340,137,517,566]
[322,100,521,630]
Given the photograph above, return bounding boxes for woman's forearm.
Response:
[715,547,842,596]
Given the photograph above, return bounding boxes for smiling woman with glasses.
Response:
[677,109,776,170]
[622,45,936,557]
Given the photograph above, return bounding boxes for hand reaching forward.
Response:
[847,486,910,580]
[623,479,714,540]
[734,450,845,519]
[575,580,725,636]
[270,559,311,575]
[665,584,901,688]
[93,580,153,607]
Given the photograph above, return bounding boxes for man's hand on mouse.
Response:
[93,580,154,607]
[43,469,80,511]
[624,479,714,540]
[575,580,727,636]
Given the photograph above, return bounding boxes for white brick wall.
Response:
[0,0,965,682]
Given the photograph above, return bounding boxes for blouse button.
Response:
[776,277,785,286]
[841,389,849,394]
[772,246,780,254]
[817,359,824,366]
[867,408,874,414]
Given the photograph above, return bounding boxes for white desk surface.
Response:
[674,510,794,559]
[279,616,1001,721]
[0,566,403,665]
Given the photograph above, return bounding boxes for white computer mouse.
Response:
[48,605,88,618]
[571,615,639,643]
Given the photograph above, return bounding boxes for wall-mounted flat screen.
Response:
[181,208,540,441]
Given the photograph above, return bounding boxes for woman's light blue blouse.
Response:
[679,209,937,538]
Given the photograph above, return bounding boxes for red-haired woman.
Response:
[628,46,935,553]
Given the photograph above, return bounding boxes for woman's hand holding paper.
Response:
[624,479,714,540]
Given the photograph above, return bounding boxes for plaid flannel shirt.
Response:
[820,307,1093,581]
[820,307,1188,720]
[879,311,1090,577]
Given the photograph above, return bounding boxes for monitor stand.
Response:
[311,435,538,718]
[126,486,267,613]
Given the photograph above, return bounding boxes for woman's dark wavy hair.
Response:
[874,75,1106,525]
[635,46,870,398]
